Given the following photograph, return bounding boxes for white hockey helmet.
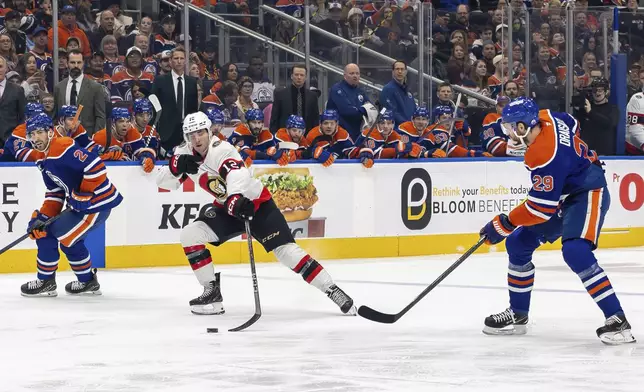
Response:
[183,111,212,143]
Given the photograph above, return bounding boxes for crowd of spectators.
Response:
[0,0,640,159]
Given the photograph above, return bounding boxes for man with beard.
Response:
[504,81,520,100]
[227,108,290,167]
[577,78,619,156]
[2,0,37,34]
[449,4,475,43]
[53,50,105,135]
[303,109,356,167]
[84,51,111,100]
[1,10,26,54]
[110,47,154,102]
[274,115,310,163]
[157,50,172,75]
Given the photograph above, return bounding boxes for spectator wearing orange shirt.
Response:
[47,6,91,58]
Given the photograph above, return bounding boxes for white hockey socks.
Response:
[274,243,333,292]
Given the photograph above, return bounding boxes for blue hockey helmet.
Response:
[378,109,394,122]
[58,105,77,119]
[413,106,430,119]
[286,115,305,130]
[111,107,131,121]
[501,97,539,128]
[320,109,339,122]
[133,98,153,114]
[26,112,53,134]
[206,108,225,125]
[25,102,44,118]
[433,105,453,120]
[245,108,264,122]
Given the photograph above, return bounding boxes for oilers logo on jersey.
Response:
[44,170,70,194]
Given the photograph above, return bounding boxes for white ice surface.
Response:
[1,247,643,392]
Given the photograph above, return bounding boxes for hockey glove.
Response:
[407,143,424,159]
[468,150,493,158]
[141,157,155,173]
[359,147,374,168]
[238,148,254,167]
[480,213,516,245]
[169,154,200,177]
[68,190,93,212]
[100,150,124,161]
[28,210,49,240]
[225,194,255,220]
[425,148,447,158]
[267,147,291,166]
[313,146,335,167]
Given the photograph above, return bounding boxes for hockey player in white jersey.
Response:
[157,112,357,315]
[626,92,644,155]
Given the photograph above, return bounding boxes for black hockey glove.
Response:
[169,154,201,177]
[225,194,255,220]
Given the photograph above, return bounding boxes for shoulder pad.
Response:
[524,122,557,170]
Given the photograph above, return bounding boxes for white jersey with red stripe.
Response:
[156,138,270,208]
[626,92,644,155]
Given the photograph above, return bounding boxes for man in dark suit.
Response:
[270,64,319,133]
[0,57,26,145]
[151,47,199,155]
[53,50,106,135]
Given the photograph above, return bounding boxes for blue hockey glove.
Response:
[28,210,49,240]
[480,213,516,245]
[359,148,374,168]
[68,190,93,212]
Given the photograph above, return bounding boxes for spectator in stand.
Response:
[100,34,124,77]
[627,63,642,99]
[65,36,81,52]
[75,0,98,32]
[0,33,18,71]
[549,13,565,35]
[89,10,120,56]
[494,24,510,55]
[97,0,132,35]
[488,55,509,99]
[576,35,603,70]
[209,61,238,94]
[2,10,26,54]
[198,40,218,81]
[436,82,454,108]
[153,14,177,55]
[380,60,415,128]
[151,47,199,154]
[530,45,564,111]
[30,26,51,70]
[57,48,69,80]
[3,0,37,34]
[188,62,200,78]
[577,78,619,156]
[312,2,346,58]
[157,50,172,76]
[471,25,494,59]
[271,64,319,133]
[33,0,53,30]
[110,47,154,102]
[133,33,157,75]
[201,80,240,125]
[442,0,468,12]
[131,80,150,100]
[84,51,111,99]
[235,76,259,123]
[309,0,330,23]
[48,5,91,58]
[41,92,55,118]
[449,5,476,44]
[463,59,491,106]
[580,51,599,88]
[504,80,520,100]
[53,49,105,135]
[481,40,496,75]
[245,55,274,106]
[0,56,25,145]
[447,44,471,85]
[120,15,154,56]
[326,63,375,140]
[409,40,448,90]
[16,52,48,98]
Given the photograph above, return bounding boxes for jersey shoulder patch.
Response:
[524,116,558,170]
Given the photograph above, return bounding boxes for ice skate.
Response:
[190,272,225,315]
[596,314,636,345]
[21,278,57,297]
[65,269,102,295]
[326,284,356,315]
[483,307,528,335]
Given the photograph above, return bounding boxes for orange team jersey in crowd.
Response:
[85,73,112,88]
[92,127,155,160]
[304,125,356,158]
[353,127,403,159]
[228,124,276,159]
[275,128,311,159]
[47,20,91,58]
[480,112,508,156]
[191,0,217,6]
[201,93,224,112]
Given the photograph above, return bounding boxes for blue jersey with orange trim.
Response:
[91,128,155,160]
[304,125,356,158]
[354,128,404,159]
[153,34,176,55]
[480,112,508,156]
[228,124,276,160]
[110,70,155,102]
[1,123,45,162]
[275,0,304,16]
[508,110,605,227]
[136,124,160,158]
[275,128,310,159]
[103,56,125,78]
[54,124,96,152]
[36,137,123,218]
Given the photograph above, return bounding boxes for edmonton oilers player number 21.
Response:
[479,97,635,345]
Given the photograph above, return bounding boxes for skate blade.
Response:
[21,290,58,298]
[191,303,225,315]
[66,290,102,296]
[482,324,527,336]
[599,330,637,345]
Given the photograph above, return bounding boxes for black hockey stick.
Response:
[0,207,73,257]
[228,219,262,332]
[358,236,486,324]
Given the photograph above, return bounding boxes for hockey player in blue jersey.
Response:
[1,102,46,162]
[479,97,635,345]
[21,113,123,297]
[54,105,96,151]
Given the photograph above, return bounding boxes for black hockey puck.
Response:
[207,328,219,333]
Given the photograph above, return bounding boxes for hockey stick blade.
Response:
[358,236,486,324]
[228,220,262,332]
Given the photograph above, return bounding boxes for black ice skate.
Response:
[190,272,225,315]
[21,278,57,297]
[65,269,101,295]
[596,314,636,345]
[483,307,528,335]
[326,284,357,315]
